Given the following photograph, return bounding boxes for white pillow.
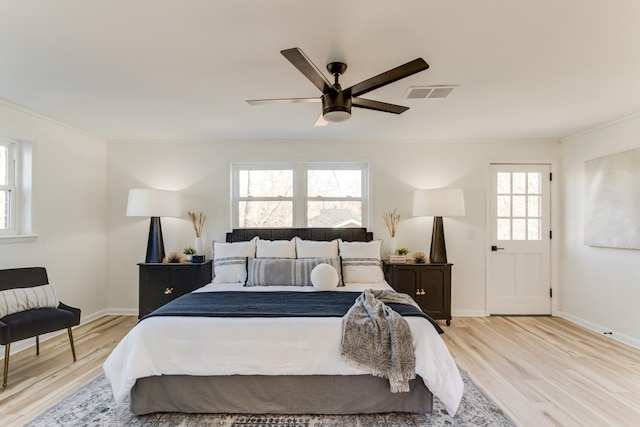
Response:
[310,263,339,290]
[256,238,296,258]
[339,239,384,283]
[213,237,257,283]
[0,284,60,318]
[295,238,339,258]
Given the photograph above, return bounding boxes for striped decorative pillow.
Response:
[213,237,257,283]
[338,240,384,283]
[246,257,343,287]
[0,284,60,318]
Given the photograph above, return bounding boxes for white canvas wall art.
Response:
[585,147,640,249]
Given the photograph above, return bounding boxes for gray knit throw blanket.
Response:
[341,289,419,393]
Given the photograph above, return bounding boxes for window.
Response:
[496,171,542,241]
[232,163,369,228]
[0,138,17,234]
[0,137,31,239]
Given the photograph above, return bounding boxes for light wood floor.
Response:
[441,316,640,427]
[1,315,639,426]
[0,315,137,427]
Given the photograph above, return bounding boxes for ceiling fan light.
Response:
[322,92,352,122]
[324,109,351,122]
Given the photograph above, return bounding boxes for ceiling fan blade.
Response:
[281,48,335,94]
[246,97,321,105]
[352,98,409,114]
[348,58,429,98]
[314,113,328,127]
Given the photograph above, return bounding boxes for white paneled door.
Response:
[488,164,552,315]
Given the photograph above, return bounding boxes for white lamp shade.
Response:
[413,188,466,217]
[126,188,182,218]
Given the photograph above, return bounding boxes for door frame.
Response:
[485,159,559,316]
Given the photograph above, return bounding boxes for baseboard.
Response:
[81,308,108,324]
[82,308,137,321]
[559,311,640,351]
[452,310,488,317]
[106,308,138,316]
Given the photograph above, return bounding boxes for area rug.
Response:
[27,371,514,426]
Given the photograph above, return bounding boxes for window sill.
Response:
[0,234,39,244]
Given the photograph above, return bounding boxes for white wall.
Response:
[107,139,559,316]
[5,90,640,349]
[560,114,640,348]
[0,100,108,323]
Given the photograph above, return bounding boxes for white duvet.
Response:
[103,282,463,415]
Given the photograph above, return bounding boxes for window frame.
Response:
[231,162,369,229]
[0,138,18,235]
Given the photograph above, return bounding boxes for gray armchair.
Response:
[0,267,80,387]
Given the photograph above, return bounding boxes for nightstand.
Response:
[138,260,213,318]
[383,261,452,325]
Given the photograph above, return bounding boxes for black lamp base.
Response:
[146,217,166,263]
[429,216,448,264]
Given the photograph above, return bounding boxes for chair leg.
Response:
[36,336,40,355]
[3,344,9,387]
[67,328,77,362]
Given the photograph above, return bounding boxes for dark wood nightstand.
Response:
[138,260,213,318]
[383,261,452,325]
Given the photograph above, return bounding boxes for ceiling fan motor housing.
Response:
[322,91,352,122]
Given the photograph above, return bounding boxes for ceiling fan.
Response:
[246,48,429,126]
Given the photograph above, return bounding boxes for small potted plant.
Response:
[396,247,410,257]
[183,246,196,262]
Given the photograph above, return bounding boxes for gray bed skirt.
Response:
[131,374,433,415]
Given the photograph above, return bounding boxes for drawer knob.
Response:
[164,287,174,295]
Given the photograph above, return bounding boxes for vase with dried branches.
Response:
[188,211,206,254]
[383,208,400,255]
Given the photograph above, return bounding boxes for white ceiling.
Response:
[1,0,640,141]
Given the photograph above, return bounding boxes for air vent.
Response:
[407,87,433,99]
[405,86,456,99]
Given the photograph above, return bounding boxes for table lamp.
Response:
[126,188,182,263]
[413,188,465,264]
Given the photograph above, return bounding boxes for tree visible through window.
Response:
[233,163,368,228]
[238,169,293,227]
[307,169,363,227]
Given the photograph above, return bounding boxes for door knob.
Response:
[491,245,505,251]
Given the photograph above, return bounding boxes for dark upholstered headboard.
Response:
[226,227,373,243]
[0,267,49,291]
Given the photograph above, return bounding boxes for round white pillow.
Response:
[310,263,339,290]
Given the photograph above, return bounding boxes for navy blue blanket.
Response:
[142,291,443,334]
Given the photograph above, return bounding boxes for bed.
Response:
[103,228,463,416]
